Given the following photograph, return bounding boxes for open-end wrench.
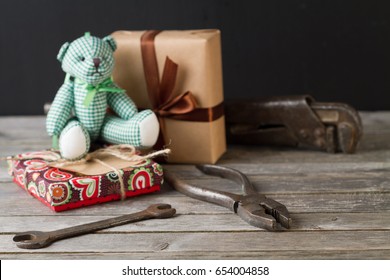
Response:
[13,203,176,249]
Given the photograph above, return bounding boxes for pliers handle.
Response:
[164,165,291,231]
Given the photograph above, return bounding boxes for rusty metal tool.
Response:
[13,204,176,249]
[164,165,291,231]
[225,95,363,153]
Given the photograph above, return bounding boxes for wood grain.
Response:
[1,113,390,259]
[1,231,389,255]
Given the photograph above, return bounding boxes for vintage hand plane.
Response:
[225,95,362,153]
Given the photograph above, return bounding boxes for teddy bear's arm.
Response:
[107,92,138,120]
[46,81,74,137]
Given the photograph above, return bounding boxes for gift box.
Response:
[7,150,163,212]
[111,29,226,164]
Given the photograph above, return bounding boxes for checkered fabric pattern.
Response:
[101,110,154,147]
[46,80,74,136]
[46,33,147,157]
[107,91,138,120]
[59,33,116,86]
[73,79,108,140]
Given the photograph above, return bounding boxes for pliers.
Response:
[164,164,291,231]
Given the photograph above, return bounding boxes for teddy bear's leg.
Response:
[101,110,159,148]
[59,119,91,160]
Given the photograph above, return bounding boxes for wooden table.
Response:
[0,112,389,259]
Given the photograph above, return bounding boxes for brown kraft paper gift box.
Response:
[111,29,226,164]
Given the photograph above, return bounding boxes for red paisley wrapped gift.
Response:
[7,150,163,211]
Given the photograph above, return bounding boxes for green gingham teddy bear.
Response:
[46,32,159,160]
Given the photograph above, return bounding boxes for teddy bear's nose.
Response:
[93,58,101,68]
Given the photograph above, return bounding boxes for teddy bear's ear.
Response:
[103,36,117,51]
[57,42,70,63]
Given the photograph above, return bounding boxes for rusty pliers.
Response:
[164,165,291,231]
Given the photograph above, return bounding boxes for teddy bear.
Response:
[46,32,159,160]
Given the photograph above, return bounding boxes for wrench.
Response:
[13,203,176,249]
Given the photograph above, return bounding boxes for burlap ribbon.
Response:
[140,30,224,150]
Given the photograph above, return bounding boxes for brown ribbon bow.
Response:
[140,30,224,123]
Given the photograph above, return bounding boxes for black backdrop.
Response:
[1,0,390,115]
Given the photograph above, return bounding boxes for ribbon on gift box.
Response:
[140,30,224,150]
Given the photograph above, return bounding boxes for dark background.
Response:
[1,0,390,115]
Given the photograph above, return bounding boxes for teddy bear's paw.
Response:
[139,111,160,147]
[59,122,91,160]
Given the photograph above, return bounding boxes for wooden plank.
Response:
[165,158,390,176]
[0,163,11,182]
[1,114,390,177]
[6,148,389,171]
[360,111,390,131]
[1,231,389,253]
[0,144,51,155]
[0,116,47,143]
[1,114,390,163]
[0,116,46,133]
[0,112,389,260]
[166,172,390,194]
[237,159,390,175]
[1,182,390,216]
[4,114,388,146]
[4,161,390,193]
[1,213,389,233]
[1,250,389,260]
